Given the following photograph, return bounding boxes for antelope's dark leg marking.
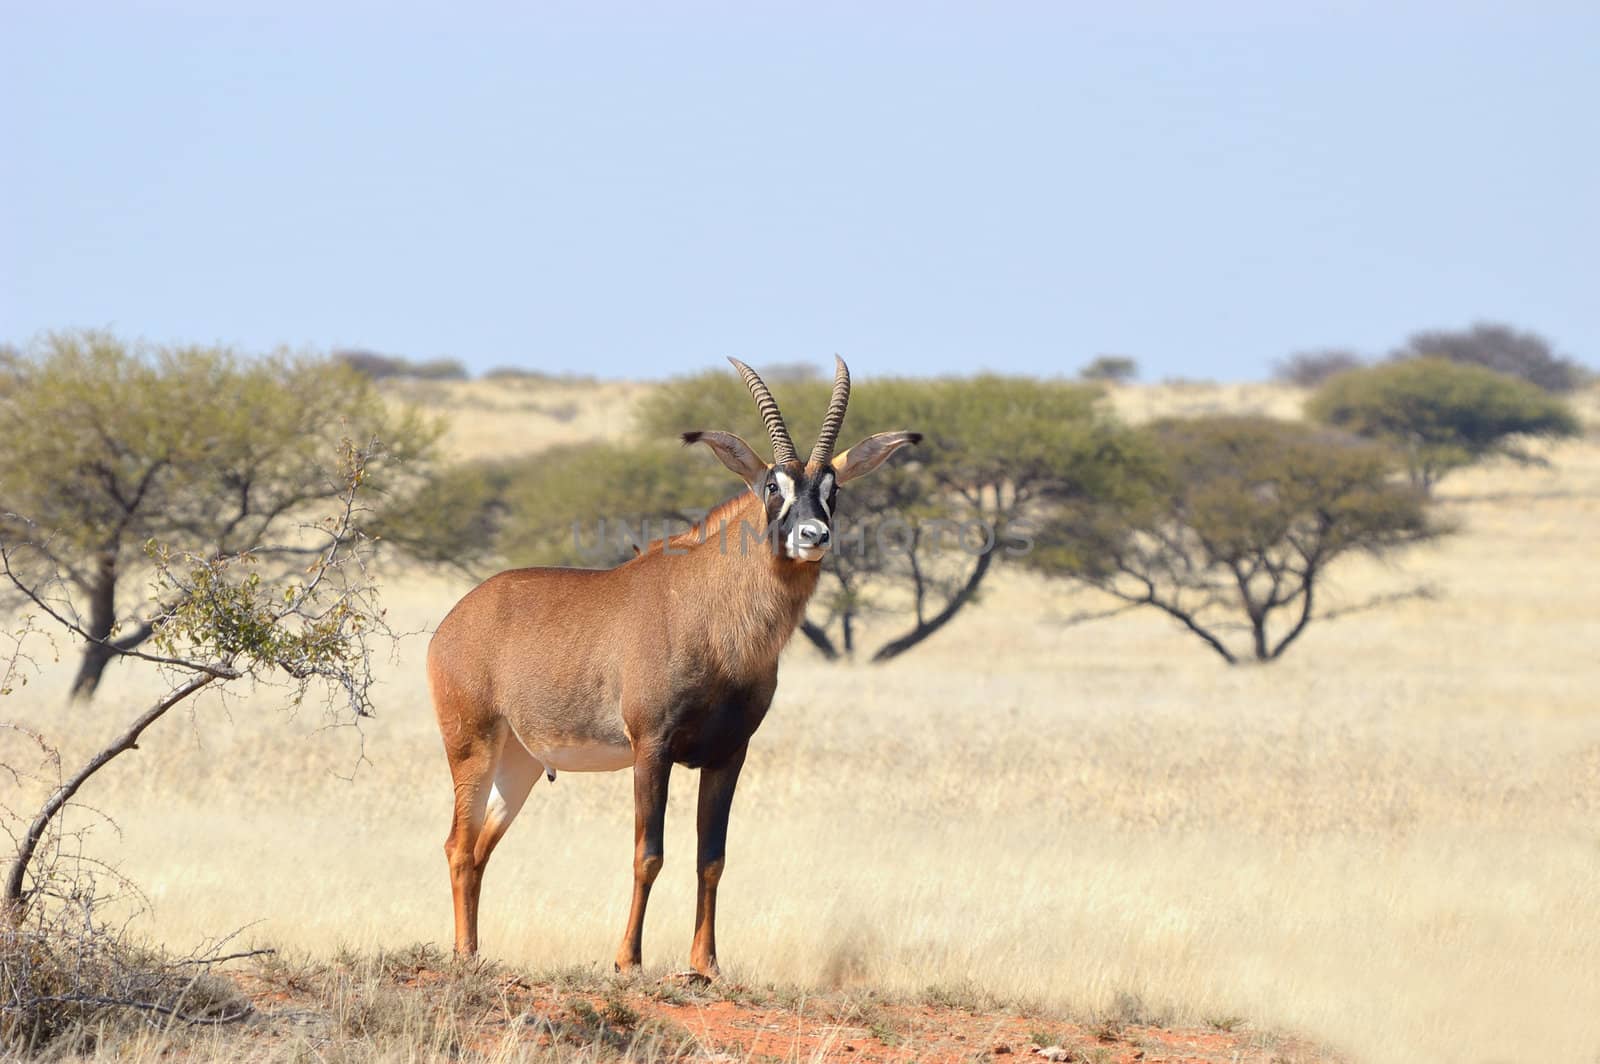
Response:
[690,742,748,977]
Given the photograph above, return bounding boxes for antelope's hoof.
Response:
[668,969,714,987]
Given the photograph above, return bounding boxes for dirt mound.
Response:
[231,960,1336,1063]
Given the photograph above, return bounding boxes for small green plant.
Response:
[601,990,640,1028]
[546,964,602,991]
[376,942,447,978]
[922,979,991,1012]
[336,979,413,1041]
[629,1016,699,1058]
[771,982,807,1012]
[1091,1016,1124,1042]
[251,950,319,994]
[710,977,765,1007]
[648,981,689,1006]
[1205,1013,1247,1032]
[564,996,603,1034]
[868,1017,902,1045]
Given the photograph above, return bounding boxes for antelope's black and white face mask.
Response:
[760,463,839,563]
[681,356,921,566]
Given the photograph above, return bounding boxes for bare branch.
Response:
[5,671,221,918]
[170,947,277,968]
[1045,599,1145,628]
[1318,584,1437,622]
[19,994,253,1026]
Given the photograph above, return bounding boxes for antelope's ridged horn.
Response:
[727,357,798,466]
[809,354,851,468]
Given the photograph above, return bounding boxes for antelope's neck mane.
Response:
[636,487,821,674]
[638,490,762,558]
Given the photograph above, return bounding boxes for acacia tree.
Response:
[1306,357,1581,493]
[850,376,1135,660]
[1025,416,1437,664]
[0,331,448,699]
[2,441,393,1044]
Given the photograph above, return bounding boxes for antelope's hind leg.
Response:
[477,735,540,866]
[443,722,541,956]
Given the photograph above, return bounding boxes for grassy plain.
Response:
[5,379,1598,1062]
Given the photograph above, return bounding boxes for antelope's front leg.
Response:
[616,746,671,973]
[690,743,748,978]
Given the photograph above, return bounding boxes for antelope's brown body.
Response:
[430,494,818,774]
[427,357,918,976]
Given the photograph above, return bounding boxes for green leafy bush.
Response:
[1306,357,1580,491]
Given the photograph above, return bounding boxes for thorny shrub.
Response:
[1,441,397,1053]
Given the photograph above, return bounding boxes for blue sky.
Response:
[3,2,1596,381]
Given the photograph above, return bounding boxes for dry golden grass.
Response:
[5,380,1599,1062]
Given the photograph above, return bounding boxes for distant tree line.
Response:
[332,349,607,385]
[1274,321,1590,392]
[443,375,1457,665]
[433,321,1585,665]
[333,348,471,381]
[343,320,1594,395]
[0,324,1590,680]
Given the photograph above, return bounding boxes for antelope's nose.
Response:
[796,520,829,548]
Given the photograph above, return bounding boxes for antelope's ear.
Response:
[682,431,770,490]
[832,431,923,484]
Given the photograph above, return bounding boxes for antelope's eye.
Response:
[766,482,780,496]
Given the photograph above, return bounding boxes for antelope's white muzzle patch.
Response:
[786,518,830,562]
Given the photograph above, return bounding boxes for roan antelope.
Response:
[427,357,919,976]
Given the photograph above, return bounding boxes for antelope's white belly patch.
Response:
[535,741,635,774]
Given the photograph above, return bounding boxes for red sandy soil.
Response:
[234,966,1336,1063]
[625,996,1320,1063]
